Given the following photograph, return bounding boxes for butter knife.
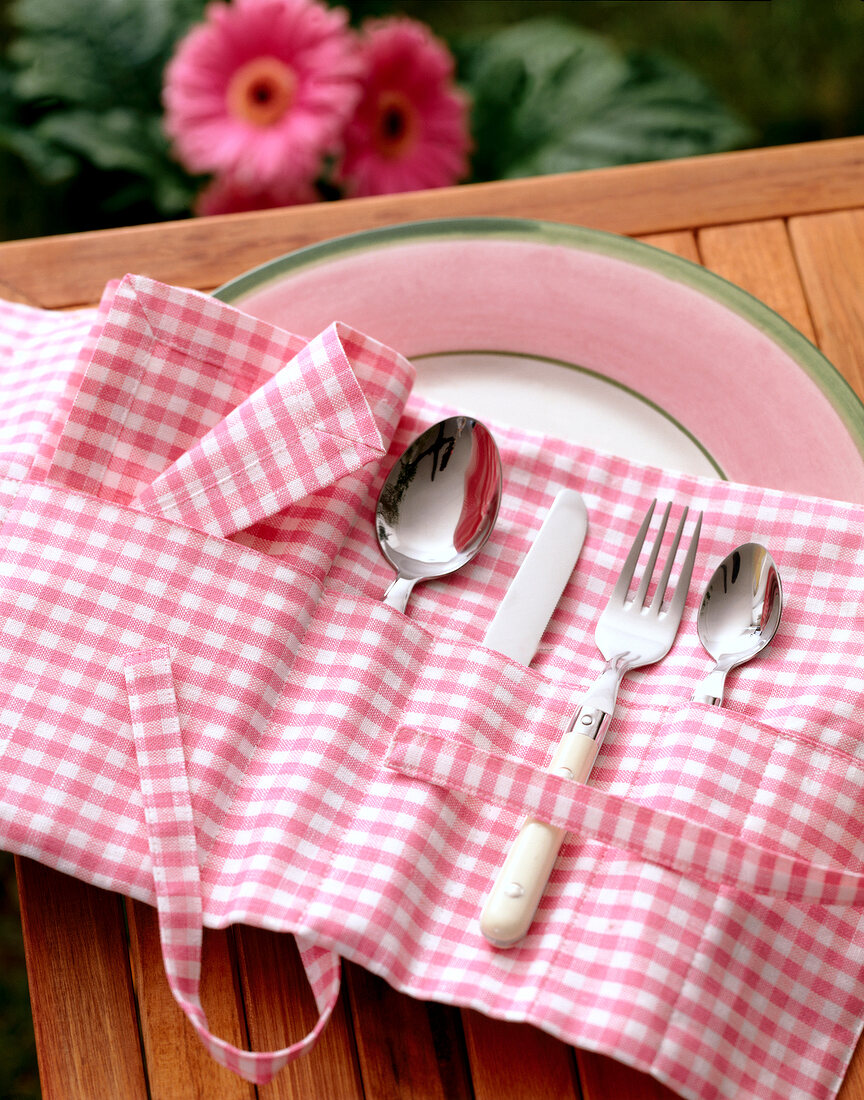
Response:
[479,489,588,942]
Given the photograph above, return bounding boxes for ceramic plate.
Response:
[215,217,864,502]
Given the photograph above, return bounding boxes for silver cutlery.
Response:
[375,417,502,613]
[692,543,782,705]
[481,499,702,948]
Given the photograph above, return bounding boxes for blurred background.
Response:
[0,0,863,1096]
[1,0,863,242]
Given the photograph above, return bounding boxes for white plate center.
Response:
[414,352,722,479]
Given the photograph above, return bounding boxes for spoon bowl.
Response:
[376,416,502,613]
[693,542,783,705]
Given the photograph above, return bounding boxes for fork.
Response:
[480,499,702,948]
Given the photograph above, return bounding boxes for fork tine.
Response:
[634,501,671,607]
[656,509,703,617]
[609,499,656,603]
[648,505,687,611]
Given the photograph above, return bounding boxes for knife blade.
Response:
[482,488,588,664]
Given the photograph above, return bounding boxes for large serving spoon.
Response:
[375,416,503,613]
[692,542,783,705]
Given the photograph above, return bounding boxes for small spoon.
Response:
[375,416,502,613]
[692,543,783,705]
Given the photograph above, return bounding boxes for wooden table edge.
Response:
[1,136,863,309]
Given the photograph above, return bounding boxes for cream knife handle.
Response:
[480,706,608,948]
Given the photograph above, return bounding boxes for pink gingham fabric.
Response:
[2,275,864,1099]
[124,646,340,1080]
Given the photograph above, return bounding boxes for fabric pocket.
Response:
[627,701,864,882]
[210,590,581,952]
[0,479,322,897]
[383,701,864,1100]
[644,704,864,1100]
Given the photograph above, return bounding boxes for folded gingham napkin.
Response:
[2,275,864,1100]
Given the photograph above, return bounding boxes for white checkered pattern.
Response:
[2,275,864,1099]
[136,321,401,537]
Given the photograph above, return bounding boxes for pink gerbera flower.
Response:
[163,0,361,190]
[336,17,471,197]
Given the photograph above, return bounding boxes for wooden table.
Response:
[3,136,864,1100]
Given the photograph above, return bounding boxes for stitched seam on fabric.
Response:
[649,886,722,1088]
[92,287,153,498]
[252,590,573,770]
[527,835,609,1023]
[140,340,377,516]
[726,707,864,770]
[281,356,315,438]
[752,729,864,876]
[149,424,320,506]
[313,424,384,454]
[134,283,288,393]
[255,591,574,950]
[29,479,325,589]
[316,325,384,454]
[148,424,354,511]
[203,583,332,918]
[94,370,151,501]
[390,729,862,900]
[663,701,864,872]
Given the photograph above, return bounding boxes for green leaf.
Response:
[31,108,198,214]
[0,63,76,182]
[2,0,205,219]
[0,122,79,183]
[8,0,205,111]
[459,19,754,182]
[34,109,165,175]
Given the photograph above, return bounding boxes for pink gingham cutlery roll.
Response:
[4,279,864,1100]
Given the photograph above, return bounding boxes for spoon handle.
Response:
[382,574,417,613]
[691,666,729,706]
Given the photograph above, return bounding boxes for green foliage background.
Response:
[0,1,862,1096]
[0,0,862,241]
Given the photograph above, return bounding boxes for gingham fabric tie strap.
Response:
[124,647,340,1084]
[386,726,864,907]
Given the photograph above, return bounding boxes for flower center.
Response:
[227,57,296,127]
[373,90,418,159]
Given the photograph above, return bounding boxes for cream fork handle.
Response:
[480,704,610,948]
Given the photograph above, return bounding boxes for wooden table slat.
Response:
[344,961,474,1100]
[1,136,863,310]
[637,230,701,265]
[126,900,254,1100]
[698,218,817,342]
[15,858,149,1100]
[787,209,864,396]
[235,929,365,1100]
[576,1050,681,1100]
[462,1009,580,1100]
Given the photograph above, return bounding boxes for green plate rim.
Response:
[411,347,727,479]
[214,216,864,462]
